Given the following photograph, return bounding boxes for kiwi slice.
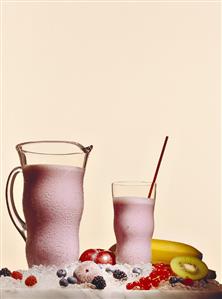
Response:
[170,256,208,280]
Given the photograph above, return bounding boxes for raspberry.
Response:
[25,275,37,287]
[11,271,23,280]
[182,278,194,286]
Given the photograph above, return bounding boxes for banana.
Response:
[109,239,203,265]
[151,239,203,264]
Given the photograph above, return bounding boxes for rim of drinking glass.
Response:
[112,181,156,186]
[16,140,88,156]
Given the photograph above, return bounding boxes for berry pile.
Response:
[0,267,38,287]
[126,263,173,290]
[169,276,194,287]
[56,268,78,287]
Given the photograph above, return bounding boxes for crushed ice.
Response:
[0,263,221,291]
[0,262,152,290]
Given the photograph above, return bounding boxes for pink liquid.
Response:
[113,196,155,264]
[22,164,84,267]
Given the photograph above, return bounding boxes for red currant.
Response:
[160,274,169,281]
[156,268,163,275]
[139,277,147,284]
[155,263,166,269]
[150,271,158,279]
[145,276,152,283]
[151,278,161,288]
[142,282,151,290]
[126,283,134,290]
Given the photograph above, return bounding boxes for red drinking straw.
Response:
[148,136,169,198]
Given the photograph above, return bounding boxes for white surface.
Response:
[1,289,222,299]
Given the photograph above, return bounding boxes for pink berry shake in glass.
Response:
[23,164,84,267]
[113,196,155,264]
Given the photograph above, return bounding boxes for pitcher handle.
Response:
[5,166,27,241]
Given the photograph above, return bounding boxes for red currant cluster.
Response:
[126,263,174,290]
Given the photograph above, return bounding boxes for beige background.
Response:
[1,1,221,281]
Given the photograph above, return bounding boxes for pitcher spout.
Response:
[83,145,93,154]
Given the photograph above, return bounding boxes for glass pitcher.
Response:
[5,141,93,267]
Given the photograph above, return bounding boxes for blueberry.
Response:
[57,269,67,278]
[59,278,69,287]
[132,267,142,275]
[169,276,181,285]
[67,276,77,284]
[105,267,114,273]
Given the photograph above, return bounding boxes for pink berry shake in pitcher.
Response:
[6,141,93,267]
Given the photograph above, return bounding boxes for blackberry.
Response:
[0,268,11,277]
[91,276,106,289]
[113,270,127,281]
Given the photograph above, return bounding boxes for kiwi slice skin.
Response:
[170,256,208,281]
